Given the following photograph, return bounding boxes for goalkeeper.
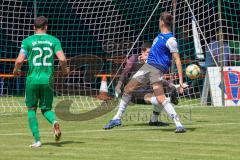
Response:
[13,16,69,148]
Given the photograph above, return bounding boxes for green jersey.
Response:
[20,34,62,84]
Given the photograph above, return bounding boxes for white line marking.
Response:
[0,123,18,125]
[0,122,239,136]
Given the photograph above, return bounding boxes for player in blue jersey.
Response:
[104,12,186,133]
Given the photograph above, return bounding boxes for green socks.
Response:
[43,110,56,125]
[28,110,40,142]
[28,109,57,142]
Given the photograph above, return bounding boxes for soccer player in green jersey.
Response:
[13,16,69,148]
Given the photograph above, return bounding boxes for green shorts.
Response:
[25,84,53,110]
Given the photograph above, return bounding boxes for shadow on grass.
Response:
[124,122,173,127]
[112,124,196,133]
[160,127,196,132]
[42,141,84,147]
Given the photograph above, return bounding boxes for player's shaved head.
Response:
[34,16,48,30]
[160,12,173,28]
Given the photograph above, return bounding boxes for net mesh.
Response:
[0,0,239,112]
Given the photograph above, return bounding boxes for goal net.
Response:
[0,0,239,114]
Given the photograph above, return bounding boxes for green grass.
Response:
[0,100,240,160]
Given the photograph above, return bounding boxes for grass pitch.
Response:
[0,101,240,160]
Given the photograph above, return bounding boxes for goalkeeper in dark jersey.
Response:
[114,42,179,126]
[13,16,69,148]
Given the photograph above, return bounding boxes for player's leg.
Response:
[114,79,144,119]
[144,93,169,126]
[162,79,179,105]
[39,84,61,141]
[152,82,186,133]
[145,64,185,132]
[144,80,179,105]
[39,84,55,124]
[112,64,153,121]
[104,64,152,130]
[25,84,41,147]
[103,78,144,129]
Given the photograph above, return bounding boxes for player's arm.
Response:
[166,37,184,93]
[56,51,69,76]
[117,55,137,86]
[13,50,26,75]
[172,52,184,89]
[54,39,69,76]
[115,55,137,96]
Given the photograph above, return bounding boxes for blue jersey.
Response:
[147,32,178,73]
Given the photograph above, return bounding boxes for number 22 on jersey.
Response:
[32,47,53,66]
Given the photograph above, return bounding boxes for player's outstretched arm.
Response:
[13,53,25,75]
[118,55,137,84]
[115,55,137,94]
[172,52,184,94]
[56,50,69,76]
